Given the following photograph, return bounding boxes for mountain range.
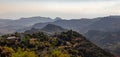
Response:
[0,16,55,34]
[1,15,120,34]
[22,15,120,56]
[0,15,120,56]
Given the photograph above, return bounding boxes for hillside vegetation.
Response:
[0,30,114,57]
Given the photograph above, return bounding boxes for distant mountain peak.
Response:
[108,15,120,17]
[25,24,66,34]
[41,24,65,32]
[19,16,52,20]
[95,15,120,20]
[54,17,62,21]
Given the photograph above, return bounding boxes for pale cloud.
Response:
[0,0,120,19]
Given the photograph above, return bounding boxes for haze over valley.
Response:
[0,0,120,57]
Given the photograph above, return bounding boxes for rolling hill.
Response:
[25,24,66,35]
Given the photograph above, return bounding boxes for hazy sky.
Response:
[0,0,120,19]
